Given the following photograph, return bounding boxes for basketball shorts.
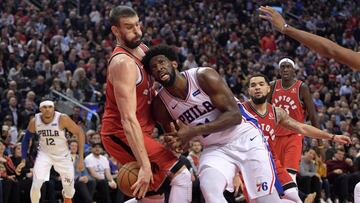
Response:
[102,133,179,191]
[198,127,278,200]
[272,134,303,173]
[33,150,74,185]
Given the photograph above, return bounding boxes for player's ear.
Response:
[111,26,120,38]
[171,61,179,70]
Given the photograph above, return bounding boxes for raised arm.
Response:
[259,6,360,71]
[275,107,351,144]
[108,55,153,198]
[60,114,85,171]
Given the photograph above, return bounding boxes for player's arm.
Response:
[267,81,276,103]
[276,107,351,144]
[109,55,153,198]
[300,83,320,129]
[109,55,151,170]
[60,115,85,160]
[21,118,36,163]
[259,6,360,71]
[191,67,242,136]
[151,95,174,133]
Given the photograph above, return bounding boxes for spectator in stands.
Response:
[187,140,203,203]
[69,106,84,126]
[66,79,85,102]
[70,140,96,203]
[3,97,22,128]
[326,148,354,202]
[84,143,121,203]
[298,148,322,202]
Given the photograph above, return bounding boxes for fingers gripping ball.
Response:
[117,161,140,197]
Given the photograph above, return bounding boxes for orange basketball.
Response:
[117,161,139,197]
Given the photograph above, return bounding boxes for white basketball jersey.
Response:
[158,68,256,147]
[35,111,69,156]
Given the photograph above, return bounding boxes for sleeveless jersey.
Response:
[101,44,155,136]
[243,101,277,143]
[158,68,256,147]
[35,112,69,156]
[271,79,305,136]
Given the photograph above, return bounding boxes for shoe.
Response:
[64,198,72,203]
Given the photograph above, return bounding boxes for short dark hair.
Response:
[248,73,270,87]
[141,44,180,74]
[109,6,138,26]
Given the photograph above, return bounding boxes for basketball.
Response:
[117,161,140,197]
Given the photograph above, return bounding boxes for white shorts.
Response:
[33,150,74,185]
[198,128,276,200]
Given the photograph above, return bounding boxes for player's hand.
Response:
[174,120,196,144]
[131,166,154,199]
[108,180,117,189]
[333,135,351,145]
[76,158,85,172]
[259,6,287,33]
[233,174,241,197]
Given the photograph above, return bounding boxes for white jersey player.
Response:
[142,45,293,203]
[21,100,85,203]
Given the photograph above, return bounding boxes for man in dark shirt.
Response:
[326,149,354,201]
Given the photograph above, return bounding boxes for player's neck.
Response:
[166,75,188,100]
[250,100,267,114]
[281,78,297,88]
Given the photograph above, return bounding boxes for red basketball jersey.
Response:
[271,79,305,137]
[242,101,277,146]
[101,44,155,136]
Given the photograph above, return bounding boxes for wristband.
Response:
[331,134,336,141]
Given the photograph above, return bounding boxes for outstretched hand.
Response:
[259,6,287,33]
[333,135,351,145]
[163,120,194,152]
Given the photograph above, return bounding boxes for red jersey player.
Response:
[101,6,191,202]
[245,73,350,202]
[268,58,320,181]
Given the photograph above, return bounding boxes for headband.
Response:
[39,100,54,108]
[278,58,297,69]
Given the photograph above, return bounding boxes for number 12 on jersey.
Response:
[46,138,55,145]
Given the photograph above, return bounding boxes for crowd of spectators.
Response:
[0,0,359,202]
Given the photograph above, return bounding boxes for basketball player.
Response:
[266,58,320,183]
[259,6,360,71]
[101,6,191,202]
[20,100,85,203]
[142,44,294,203]
[259,6,360,202]
[244,73,351,202]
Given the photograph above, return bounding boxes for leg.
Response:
[74,180,93,203]
[169,167,192,203]
[31,178,46,203]
[53,155,75,200]
[354,182,360,203]
[95,179,112,203]
[199,167,228,203]
[283,135,303,184]
[283,187,302,203]
[31,151,53,203]
[250,190,294,203]
[310,176,321,202]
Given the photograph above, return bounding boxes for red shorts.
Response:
[268,139,296,189]
[102,133,178,191]
[272,134,303,173]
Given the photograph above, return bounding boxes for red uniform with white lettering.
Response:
[101,44,178,191]
[243,101,295,189]
[271,79,305,172]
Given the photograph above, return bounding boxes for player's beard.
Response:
[123,36,142,49]
[159,68,176,87]
[251,95,267,105]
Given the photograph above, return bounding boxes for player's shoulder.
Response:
[108,54,137,71]
[196,67,219,82]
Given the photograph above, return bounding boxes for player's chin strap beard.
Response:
[252,96,267,105]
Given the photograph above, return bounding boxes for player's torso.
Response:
[102,45,155,135]
[243,102,277,144]
[35,112,69,156]
[158,68,255,147]
[271,79,305,136]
